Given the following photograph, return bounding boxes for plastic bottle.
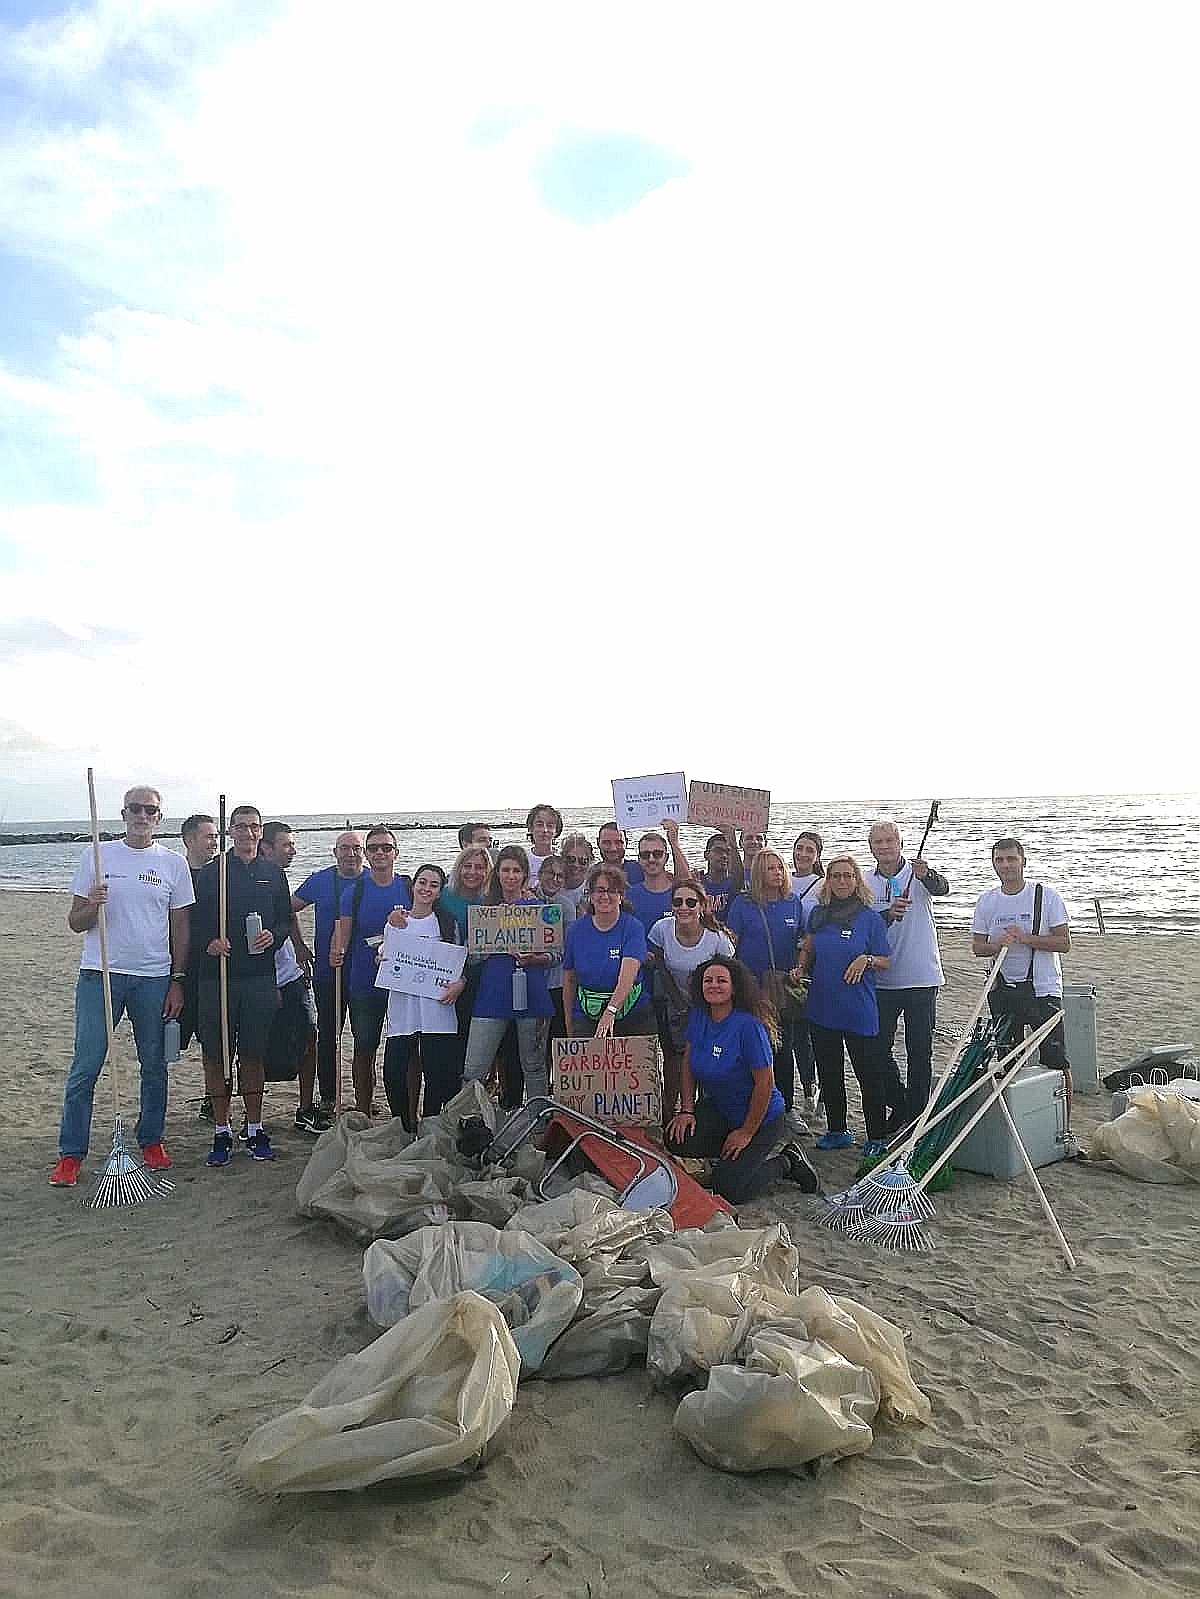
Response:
[246,911,263,951]
[511,964,528,1011]
[163,1018,181,1065]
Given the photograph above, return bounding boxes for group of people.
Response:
[50,793,1073,1209]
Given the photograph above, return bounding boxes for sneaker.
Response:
[862,1139,890,1160]
[206,1132,234,1168]
[815,1129,855,1151]
[295,1103,333,1136]
[246,1129,276,1162]
[198,1096,214,1123]
[141,1143,171,1171]
[779,1142,821,1194]
[50,1155,83,1187]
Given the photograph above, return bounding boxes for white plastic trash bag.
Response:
[237,1292,519,1493]
[790,1288,931,1425]
[646,1270,801,1388]
[636,1223,800,1291]
[1091,1091,1200,1184]
[674,1328,880,1473]
[363,1222,583,1372]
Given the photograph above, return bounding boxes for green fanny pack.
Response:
[577,981,643,1021]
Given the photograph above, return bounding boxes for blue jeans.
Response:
[59,970,170,1158]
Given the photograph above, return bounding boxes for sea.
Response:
[2,793,1195,936]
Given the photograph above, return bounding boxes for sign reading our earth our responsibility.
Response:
[610,771,687,829]
[374,923,469,999]
[467,901,564,958]
[687,779,771,835]
[551,1035,662,1127]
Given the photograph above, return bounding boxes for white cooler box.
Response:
[953,1064,1070,1180]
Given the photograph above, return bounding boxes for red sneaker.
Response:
[50,1156,83,1187]
[141,1143,171,1171]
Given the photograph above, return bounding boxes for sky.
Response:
[1,1,1197,821]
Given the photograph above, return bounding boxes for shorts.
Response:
[198,976,279,1063]
[348,989,389,1054]
[264,976,317,1081]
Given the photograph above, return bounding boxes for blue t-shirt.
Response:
[685,1009,784,1130]
[347,874,413,995]
[295,867,368,981]
[627,881,673,935]
[473,898,555,1020]
[805,904,891,1035]
[701,876,737,921]
[723,894,804,980]
[624,858,644,887]
[563,912,649,1020]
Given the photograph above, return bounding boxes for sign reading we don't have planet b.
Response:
[467,902,564,958]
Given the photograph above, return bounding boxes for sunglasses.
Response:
[639,850,666,860]
[563,854,590,864]
[125,803,160,817]
[672,896,700,909]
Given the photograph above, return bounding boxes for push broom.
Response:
[82,768,173,1209]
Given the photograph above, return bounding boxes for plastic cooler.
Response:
[953,1064,1070,1180]
[1063,983,1100,1094]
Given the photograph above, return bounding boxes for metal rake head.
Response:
[81,1119,173,1210]
[815,1181,876,1236]
[859,1159,935,1220]
[865,1206,934,1252]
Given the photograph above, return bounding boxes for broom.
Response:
[82,769,172,1209]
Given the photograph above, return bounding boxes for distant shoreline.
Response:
[0,821,496,846]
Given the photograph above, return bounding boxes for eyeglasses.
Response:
[639,850,666,860]
[591,885,619,896]
[672,897,699,909]
[828,870,857,882]
[365,842,396,853]
[563,854,590,864]
[125,804,160,817]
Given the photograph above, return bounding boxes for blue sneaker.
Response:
[815,1129,855,1151]
[206,1131,233,1168]
[862,1139,890,1160]
[246,1129,276,1162]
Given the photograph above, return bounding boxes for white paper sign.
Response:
[611,771,687,829]
[374,923,468,998]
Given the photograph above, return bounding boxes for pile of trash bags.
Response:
[238,1084,930,1492]
[1092,1086,1200,1183]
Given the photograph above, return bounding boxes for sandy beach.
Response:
[2,885,1199,1599]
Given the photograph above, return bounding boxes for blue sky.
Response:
[0,1,1197,819]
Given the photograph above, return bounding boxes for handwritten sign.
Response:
[374,923,468,998]
[611,771,687,829]
[552,1035,663,1127]
[467,901,564,957]
[687,779,771,834]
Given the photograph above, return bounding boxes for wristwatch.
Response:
[171,972,187,982]
[863,955,874,971]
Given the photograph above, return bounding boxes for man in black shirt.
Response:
[191,804,292,1166]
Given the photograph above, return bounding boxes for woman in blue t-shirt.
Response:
[723,850,806,1110]
[800,854,898,1155]
[462,846,555,1103]
[665,957,818,1205]
[562,864,655,1037]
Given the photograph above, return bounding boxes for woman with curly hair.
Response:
[665,956,819,1205]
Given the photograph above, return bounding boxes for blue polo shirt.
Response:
[685,1009,784,1129]
[805,905,891,1035]
[563,912,649,1021]
[723,894,804,980]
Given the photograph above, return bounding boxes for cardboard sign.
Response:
[467,901,564,957]
[552,1035,663,1127]
[611,771,687,829]
[374,923,468,998]
[687,779,771,834]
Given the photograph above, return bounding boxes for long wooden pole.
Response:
[994,1092,1077,1269]
[87,769,119,1121]
[905,949,1007,1146]
[218,794,231,1096]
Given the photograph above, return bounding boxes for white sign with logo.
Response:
[611,771,687,829]
[374,923,468,998]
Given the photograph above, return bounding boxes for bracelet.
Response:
[171,973,186,982]
[605,1004,619,1016]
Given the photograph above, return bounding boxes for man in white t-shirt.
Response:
[51,784,195,1187]
[865,819,951,1124]
[971,836,1071,1092]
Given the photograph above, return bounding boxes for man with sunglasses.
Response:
[51,786,195,1187]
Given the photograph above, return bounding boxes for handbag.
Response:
[995,883,1042,1008]
[755,902,808,1021]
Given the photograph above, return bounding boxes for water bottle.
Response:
[163,1018,181,1065]
[511,964,528,1012]
[246,911,263,951]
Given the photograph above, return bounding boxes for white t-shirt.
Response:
[971,881,1068,997]
[72,840,195,978]
[385,912,460,1036]
[527,851,551,880]
[648,917,735,991]
[790,873,823,931]
[865,865,946,990]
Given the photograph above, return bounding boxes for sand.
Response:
[2,885,1199,1598]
